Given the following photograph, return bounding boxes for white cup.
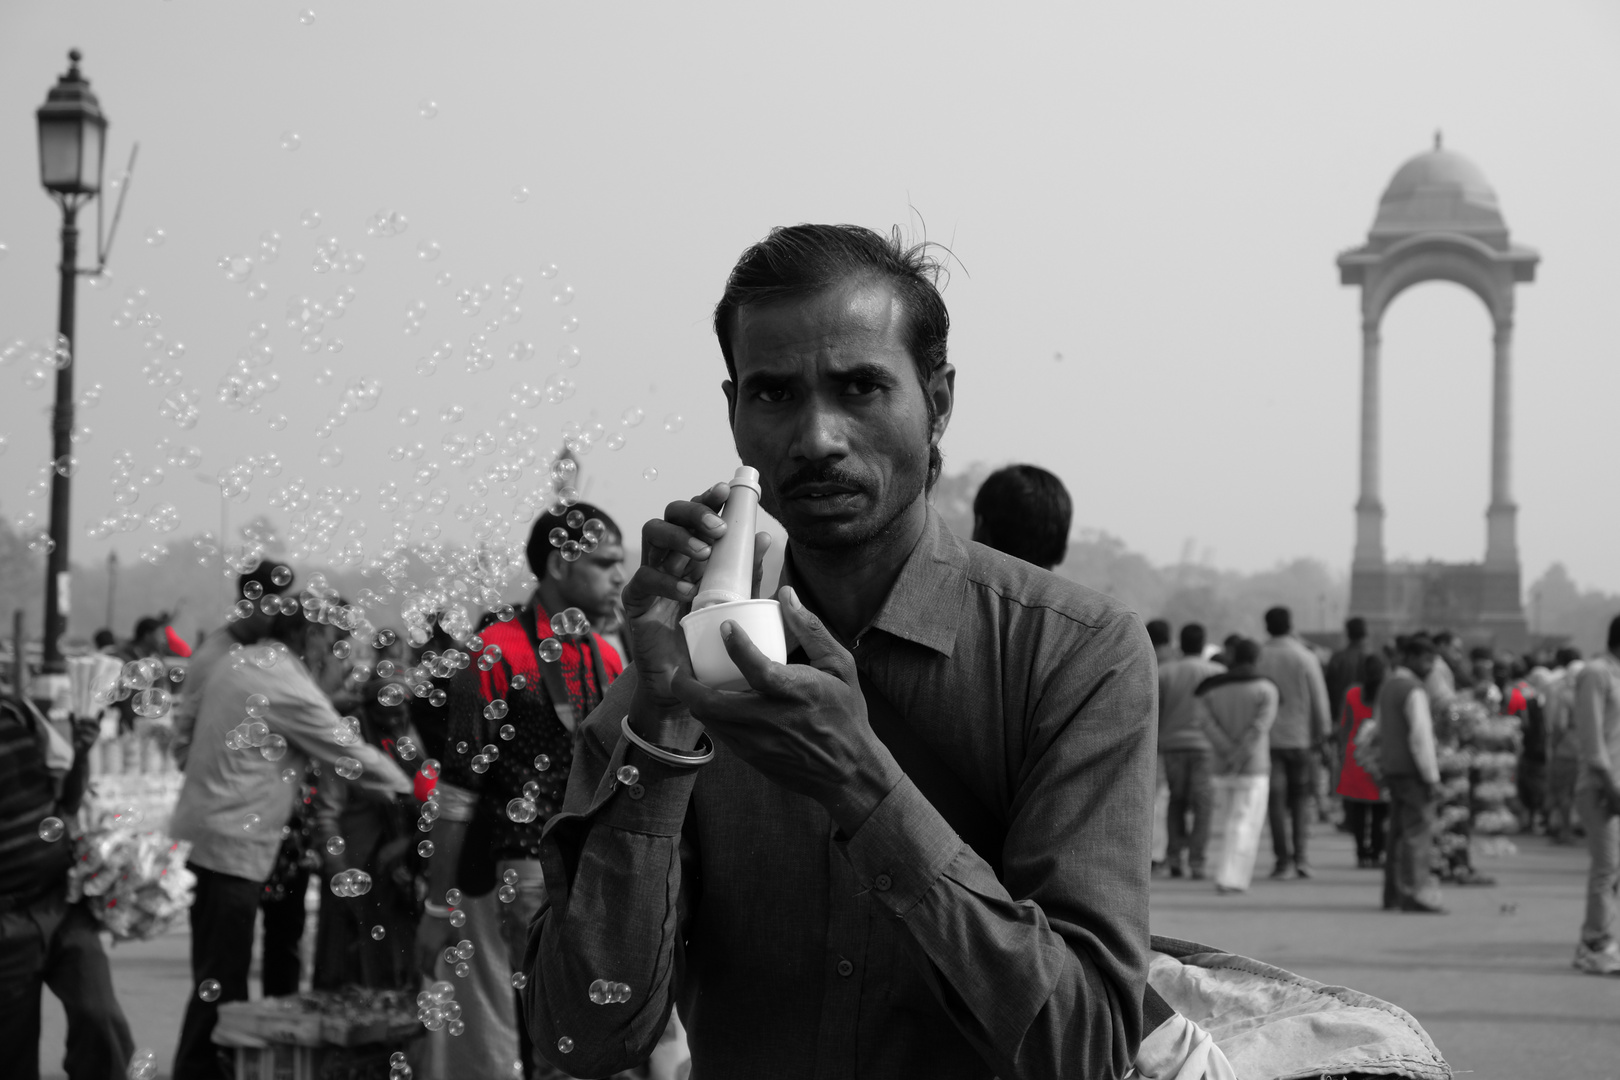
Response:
[680,598,787,691]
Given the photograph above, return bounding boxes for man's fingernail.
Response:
[676,581,695,596]
[720,621,734,639]
[703,514,725,531]
[786,587,803,611]
[689,540,711,557]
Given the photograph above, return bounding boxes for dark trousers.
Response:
[0,891,134,1080]
[1268,747,1313,867]
[1343,799,1389,861]
[1162,750,1214,872]
[174,865,263,1080]
[1384,775,1438,909]
[261,869,308,997]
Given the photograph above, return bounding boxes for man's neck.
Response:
[788,498,928,642]
[534,582,566,619]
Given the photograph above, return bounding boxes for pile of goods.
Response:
[67,803,194,941]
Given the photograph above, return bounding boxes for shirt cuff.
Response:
[581,731,701,838]
[840,774,962,916]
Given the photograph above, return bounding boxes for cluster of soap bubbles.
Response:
[91,657,173,718]
[311,233,366,277]
[416,979,464,1035]
[589,978,633,1005]
[440,936,475,973]
[389,1051,413,1079]
[549,605,592,637]
[334,756,365,780]
[0,333,73,397]
[497,866,522,903]
[329,868,373,897]
[366,208,410,238]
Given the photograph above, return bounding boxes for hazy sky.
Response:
[2,1,1618,597]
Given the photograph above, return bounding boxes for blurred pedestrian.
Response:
[169,583,412,1080]
[1256,606,1332,879]
[1158,623,1224,879]
[1325,617,1371,733]
[969,463,1072,571]
[1545,647,1584,843]
[0,693,134,1080]
[1337,653,1389,868]
[1379,635,1445,914]
[1570,614,1620,975]
[1196,637,1278,893]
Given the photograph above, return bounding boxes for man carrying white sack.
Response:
[523,223,1161,1079]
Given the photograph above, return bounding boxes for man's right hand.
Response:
[621,483,771,749]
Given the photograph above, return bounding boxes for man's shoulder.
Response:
[961,540,1141,637]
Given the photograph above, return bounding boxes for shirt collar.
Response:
[780,503,969,658]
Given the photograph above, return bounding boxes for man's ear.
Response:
[722,378,737,429]
[927,364,955,446]
[544,548,567,583]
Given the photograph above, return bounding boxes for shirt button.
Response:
[835,959,854,978]
[627,783,645,801]
[874,874,892,891]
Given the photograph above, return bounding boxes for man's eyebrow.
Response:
[827,362,897,385]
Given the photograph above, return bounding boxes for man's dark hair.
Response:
[239,561,294,600]
[1231,637,1261,667]
[1609,614,1620,651]
[133,614,166,640]
[1399,633,1437,659]
[1555,645,1582,668]
[526,502,622,578]
[972,465,1072,570]
[1434,630,1459,648]
[1359,651,1388,698]
[1264,606,1292,637]
[93,628,116,649]
[1146,619,1171,648]
[714,224,951,485]
[1469,645,1494,663]
[1345,616,1367,642]
[1179,623,1206,657]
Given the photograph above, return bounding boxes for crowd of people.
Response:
[1149,607,1620,974]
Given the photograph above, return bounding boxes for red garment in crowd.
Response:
[1336,684,1383,801]
[165,625,192,658]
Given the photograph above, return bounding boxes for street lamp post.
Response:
[35,49,108,673]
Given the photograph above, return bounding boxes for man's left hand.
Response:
[672,586,902,836]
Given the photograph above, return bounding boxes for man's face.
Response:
[1409,652,1436,679]
[556,539,627,624]
[724,278,952,552]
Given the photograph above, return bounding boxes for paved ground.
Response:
[36,823,1618,1079]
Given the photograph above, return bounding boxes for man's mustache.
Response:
[773,462,872,497]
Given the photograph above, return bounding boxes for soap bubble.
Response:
[260,734,288,762]
[616,765,640,787]
[127,1048,159,1080]
[560,315,579,333]
[417,840,435,857]
[499,724,516,741]
[242,812,262,832]
[663,413,685,433]
[145,227,166,247]
[512,186,530,202]
[419,99,439,119]
[198,979,222,1002]
[334,757,364,780]
[506,798,538,823]
[132,687,172,718]
[371,925,387,940]
[280,131,302,152]
[510,972,528,989]
[298,8,315,24]
[644,467,658,482]
[378,684,406,707]
[484,699,509,721]
[245,694,270,718]
[243,580,264,600]
[271,565,294,586]
[551,284,575,306]
[332,639,353,659]
[538,639,562,663]
[498,883,517,903]
[557,1037,574,1054]
[534,754,551,771]
[38,816,65,842]
[396,736,418,761]
[325,836,346,856]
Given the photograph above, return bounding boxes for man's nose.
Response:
[789,394,850,461]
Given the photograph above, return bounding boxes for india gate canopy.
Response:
[1337,138,1538,648]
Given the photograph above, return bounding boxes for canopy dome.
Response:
[1371,144,1507,239]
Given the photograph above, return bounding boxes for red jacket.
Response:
[1336,685,1383,802]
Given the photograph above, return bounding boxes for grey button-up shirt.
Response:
[526,508,1157,1079]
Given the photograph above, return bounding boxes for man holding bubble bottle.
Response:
[525,225,1158,1079]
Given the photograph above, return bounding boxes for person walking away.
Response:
[1325,619,1371,735]
[417,505,632,1080]
[168,591,412,1080]
[1378,635,1446,914]
[1255,606,1332,879]
[1337,653,1389,868]
[969,464,1072,572]
[1544,647,1584,843]
[0,693,135,1080]
[1195,638,1278,893]
[1571,614,1620,975]
[1146,618,1174,877]
[1158,624,1224,878]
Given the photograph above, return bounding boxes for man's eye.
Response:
[755,388,790,403]
[843,380,881,396]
